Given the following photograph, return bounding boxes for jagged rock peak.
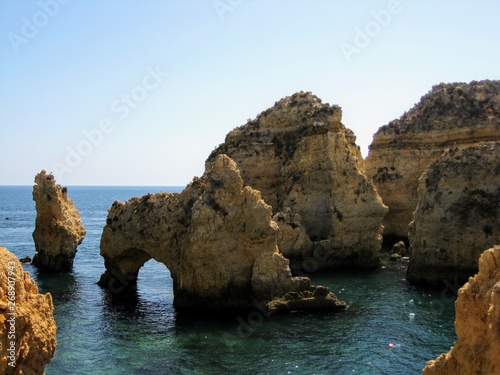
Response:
[245,91,343,128]
[376,80,500,136]
[207,92,387,271]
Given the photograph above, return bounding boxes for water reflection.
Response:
[30,265,83,302]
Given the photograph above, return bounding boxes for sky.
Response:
[0,0,499,186]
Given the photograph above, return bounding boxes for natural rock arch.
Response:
[98,155,346,314]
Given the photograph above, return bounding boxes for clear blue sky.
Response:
[1,0,499,186]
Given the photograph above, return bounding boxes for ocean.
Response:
[0,185,457,375]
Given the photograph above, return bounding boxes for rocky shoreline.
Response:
[0,246,57,375]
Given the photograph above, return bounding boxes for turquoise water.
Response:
[0,186,456,374]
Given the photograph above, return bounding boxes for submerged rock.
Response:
[0,246,57,374]
[407,143,500,286]
[207,91,387,270]
[423,245,500,375]
[98,154,346,314]
[32,170,86,272]
[366,80,500,241]
[19,256,32,264]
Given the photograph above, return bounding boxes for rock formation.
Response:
[407,142,500,286]
[0,246,57,374]
[206,91,388,271]
[32,170,86,272]
[422,245,500,375]
[390,240,406,261]
[98,154,346,314]
[366,80,500,241]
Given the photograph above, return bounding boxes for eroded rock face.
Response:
[98,154,346,313]
[407,143,500,285]
[32,170,86,272]
[206,91,388,270]
[423,245,500,375]
[0,246,57,374]
[366,80,500,240]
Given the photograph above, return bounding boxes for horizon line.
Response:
[0,184,186,187]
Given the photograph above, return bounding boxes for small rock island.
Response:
[32,170,86,272]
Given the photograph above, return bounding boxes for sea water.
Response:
[0,186,456,375]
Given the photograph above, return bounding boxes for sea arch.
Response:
[97,155,346,314]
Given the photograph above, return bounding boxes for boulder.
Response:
[422,245,500,375]
[32,170,86,272]
[407,143,500,285]
[366,80,500,240]
[391,241,407,257]
[98,154,346,314]
[207,91,387,270]
[0,246,57,374]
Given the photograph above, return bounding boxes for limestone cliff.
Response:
[407,142,500,285]
[423,245,500,375]
[206,91,387,270]
[98,154,346,313]
[0,246,57,375]
[32,170,86,272]
[366,80,500,240]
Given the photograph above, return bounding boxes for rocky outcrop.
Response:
[423,245,500,375]
[0,246,57,374]
[390,240,407,261]
[366,80,500,240]
[32,170,86,272]
[206,91,388,270]
[407,143,500,285]
[98,154,346,314]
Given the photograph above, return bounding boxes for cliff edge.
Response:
[407,142,500,286]
[423,245,500,375]
[0,246,57,375]
[366,80,500,240]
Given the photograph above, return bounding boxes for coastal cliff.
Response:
[98,154,346,314]
[32,170,86,272]
[407,142,500,286]
[0,246,57,375]
[207,91,387,270]
[366,80,500,240]
[423,245,500,375]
